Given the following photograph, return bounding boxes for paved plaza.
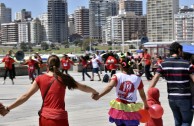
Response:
[0,71,194,126]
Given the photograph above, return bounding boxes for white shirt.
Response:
[91,58,99,68]
[113,73,142,102]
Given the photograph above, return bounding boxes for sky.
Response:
[0,0,194,19]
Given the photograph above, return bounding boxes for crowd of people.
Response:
[0,42,194,126]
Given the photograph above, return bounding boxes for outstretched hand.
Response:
[92,93,100,100]
[0,103,9,116]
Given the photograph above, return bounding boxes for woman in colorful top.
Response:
[1,55,98,126]
[93,57,148,126]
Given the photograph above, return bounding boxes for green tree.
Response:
[41,42,49,50]
[20,42,28,52]
[82,38,94,51]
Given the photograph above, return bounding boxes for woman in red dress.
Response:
[0,55,98,126]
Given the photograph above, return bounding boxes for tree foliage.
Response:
[41,42,49,50]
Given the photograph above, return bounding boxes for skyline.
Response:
[0,0,193,19]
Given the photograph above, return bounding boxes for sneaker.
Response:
[12,80,14,85]
[2,81,5,85]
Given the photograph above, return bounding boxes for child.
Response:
[145,87,163,126]
[93,57,148,126]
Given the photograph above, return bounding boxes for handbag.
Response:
[38,78,55,116]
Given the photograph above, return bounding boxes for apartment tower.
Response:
[74,6,89,37]
[119,0,143,15]
[0,3,11,28]
[47,0,68,43]
[147,0,179,42]
[89,0,118,42]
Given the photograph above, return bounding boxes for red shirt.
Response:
[2,56,15,69]
[35,74,67,120]
[24,60,37,71]
[143,53,151,65]
[80,59,88,68]
[106,56,118,70]
[61,58,74,70]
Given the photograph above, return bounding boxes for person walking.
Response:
[149,42,194,126]
[141,49,153,81]
[79,56,91,81]
[96,51,103,74]
[0,55,98,126]
[0,51,16,85]
[89,54,101,81]
[93,57,148,126]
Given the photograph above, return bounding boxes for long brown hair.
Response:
[47,55,77,90]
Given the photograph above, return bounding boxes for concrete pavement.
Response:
[0,71,193,126]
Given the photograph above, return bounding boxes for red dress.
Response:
[35,74,69,126]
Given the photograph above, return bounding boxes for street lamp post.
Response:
[121,17,125,53]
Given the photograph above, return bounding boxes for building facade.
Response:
[18,21,31,44]
[119,0,143,15]
[15,9,32,22]
[147,0,179,42]
[39,13,49,42]
[103,12,147,44]
[1,23,18,45]
[0,3,11,28]
[30,18,42,45]
[74,6,89,37]
[89,0,118,42]
[68,14,75,36]
[47,0,68,43]
[174,12,194,42]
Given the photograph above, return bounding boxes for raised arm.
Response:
[6,81,39,112]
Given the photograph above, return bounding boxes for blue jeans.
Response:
[168,99,193,126]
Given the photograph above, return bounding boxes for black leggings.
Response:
[62,69,68,74]
[4,68,14,80]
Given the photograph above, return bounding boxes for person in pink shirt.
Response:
[0,55,98,126]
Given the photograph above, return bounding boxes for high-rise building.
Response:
[174,12,194,42]
[15,9,32,22]
[147,0,179,42]
[89,0,118,42]
[39,13,49,42]
[0,3,11,27]
[47,0,68,43]
[30,18,42,45]
[119,0,143,15]
[68,14,75,36]
[103,12,147,44]
[74,6,89,37]
[18,21,31,44]
[1,23,18,45]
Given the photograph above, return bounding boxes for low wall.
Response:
[0,64,105,77]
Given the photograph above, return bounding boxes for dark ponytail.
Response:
[47,55,77,90]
